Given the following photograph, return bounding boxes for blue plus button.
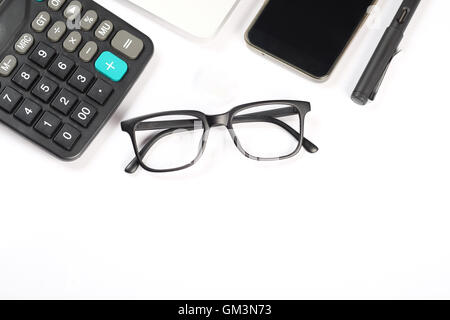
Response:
[95,51,128,82]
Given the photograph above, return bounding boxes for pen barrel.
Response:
[352,27,403,105]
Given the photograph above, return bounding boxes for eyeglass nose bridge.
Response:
[206,112,230,127]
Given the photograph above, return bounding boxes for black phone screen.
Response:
[247,0,375,79]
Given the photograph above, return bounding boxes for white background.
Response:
[1,0,449,299]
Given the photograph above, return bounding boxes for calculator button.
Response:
[51,89,78,115]
[95,20,114,41]
[64,1,82,20]
[48,0,67,11]
[63,31,82,53]
[111,30,144,60]
[0,55,17,77]
[87,79,113,105]
[12,64,39,90]
[54,124,80,150]
[15,33,34,55]
[79,41,98,62]
[68,67,94,92]
[48,55,75,80]
[32,11,51,33]
[47,21,67,42]
[29,43,56,68]
[0,87,22,113]
[80,10,98,31]
[32,77,59,103]
[95,51,128,82]
[14,99,42,125]
[35,112,61,138]
[71,102,97,127]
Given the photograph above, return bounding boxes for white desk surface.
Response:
[1,0,449,299]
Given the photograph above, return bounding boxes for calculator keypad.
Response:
[0,0,153,158]
[30,43,56,68]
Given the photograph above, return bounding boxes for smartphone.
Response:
[246,0,377,80]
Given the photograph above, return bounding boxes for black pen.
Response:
[352,0,421,105]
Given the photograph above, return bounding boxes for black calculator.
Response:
[0,0,154,160]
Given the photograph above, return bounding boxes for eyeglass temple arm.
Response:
[235,106,300,120]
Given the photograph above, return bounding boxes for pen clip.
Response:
[369,49,401,101]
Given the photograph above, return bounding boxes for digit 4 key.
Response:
[0,0,154,160]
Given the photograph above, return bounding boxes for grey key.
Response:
[79,41,98,62]
[47,21,67,42]
[0,55,17,77]
[48,0,67,11]
[63,31,82,52]
[15,33,34,55]
[95,20,114,41]
[80,10,98,31]
[32,11,51,32]
[64,1,82,20]
[111,30,144,60]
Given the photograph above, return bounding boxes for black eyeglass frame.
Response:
[121,100,318,173]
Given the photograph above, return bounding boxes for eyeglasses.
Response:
[121,100,319,173]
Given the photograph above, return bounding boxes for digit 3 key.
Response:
[0,0,154,160]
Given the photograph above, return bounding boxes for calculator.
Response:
[0,0,154,160]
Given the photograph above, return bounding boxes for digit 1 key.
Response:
[35,112,62,138]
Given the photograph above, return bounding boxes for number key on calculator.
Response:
[0,0,154,160]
